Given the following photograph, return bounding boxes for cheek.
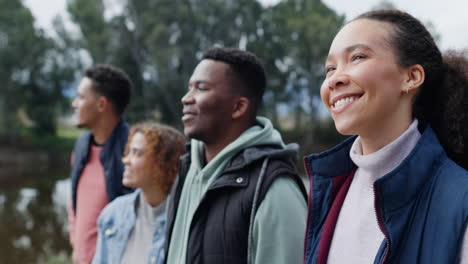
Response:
[200,98,230,119]
[141,159,157,177]
[320,82,330,108]
[354,63,402,92]
[74,100,82,109]
[201,97,221,111]
[80,101,91,112]
[80,103,87,112]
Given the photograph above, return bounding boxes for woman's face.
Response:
[122,132,156,189]
[321,19,410,137]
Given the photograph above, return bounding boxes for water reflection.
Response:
[0,171,72,263]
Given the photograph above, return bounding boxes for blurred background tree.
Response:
[1,0,445,153]
[56,0,345,154]
[0,0,78,143]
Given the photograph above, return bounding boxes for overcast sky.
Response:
[24,0,467,51]
[322,0,468,51]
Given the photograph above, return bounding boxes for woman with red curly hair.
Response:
[92,122,185,264]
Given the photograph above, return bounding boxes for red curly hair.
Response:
[124,122,186,195]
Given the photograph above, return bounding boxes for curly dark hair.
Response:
[356,10,467,169]
[124,122,186,195]
[202,47,266,120]
[85,64,132,116]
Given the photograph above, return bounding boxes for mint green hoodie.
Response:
[166,117,306,264]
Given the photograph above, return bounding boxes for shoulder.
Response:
[70,132,92,166]
[434,155,468,186]
[265,157,296,174]
[116,120,130,137]
[99,191,137,222]
[255,177,307,226]
[264,177,307,206]
[105,120,130,148]
[74,131,91,149]
[255,158,308,209]
[245,145,307,201]
[244,144,298,174]
[121,120,130,130]
[431,157,468,211]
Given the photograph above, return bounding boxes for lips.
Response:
[182,109,197,122]
[123,168,131,178]
[330,93,363,112]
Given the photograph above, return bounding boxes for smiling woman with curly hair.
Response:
[304,9,467,264]
[92,122,186,264]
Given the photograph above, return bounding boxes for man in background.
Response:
[68,65,133,264]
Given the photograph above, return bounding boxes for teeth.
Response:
[333,97,356,108]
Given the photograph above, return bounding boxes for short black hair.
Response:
[202,47,266,117]
[84,64,132,116]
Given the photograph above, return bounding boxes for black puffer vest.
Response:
[165,144,307,264]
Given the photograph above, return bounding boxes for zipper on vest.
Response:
[303,157,314,263]
[373,182,390,264]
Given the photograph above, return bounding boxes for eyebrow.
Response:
[188,80,215,87]
[326,44,374,62]
[346,43,373,52]
[130,146,144,153]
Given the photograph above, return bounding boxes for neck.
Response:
[360,115,413,155]
[141,186,166,208]
[90,114,120,145]
[203,121,253,163]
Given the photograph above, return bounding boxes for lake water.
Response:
[0,171,72,263]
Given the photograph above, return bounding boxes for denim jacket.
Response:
[92,189,166,264]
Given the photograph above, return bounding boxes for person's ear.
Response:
[97,96,109,112]
[232,97,250,120]
[402,64,425,94]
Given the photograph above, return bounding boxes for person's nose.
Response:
[181,89,195,105]
[327,68,350,91]
[122,155,130,165]
[71,97,78,108]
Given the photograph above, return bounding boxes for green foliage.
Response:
[371,0,397,10]
[20,131,76,152]
[64,0,344,133]
[6,125,79,153]
[40,252,72,264]
[2,0,444,150]
[263,0,344,138]
[0,0,77,141]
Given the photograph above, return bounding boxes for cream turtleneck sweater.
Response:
[327,120,421,263]
[327,119,468,263]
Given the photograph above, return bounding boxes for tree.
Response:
[0,0,76,140]
[265,0,344,137]
[63,0,343,134]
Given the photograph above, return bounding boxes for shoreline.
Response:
[0,147,70,180]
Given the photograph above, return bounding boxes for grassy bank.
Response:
[5,125,83,153]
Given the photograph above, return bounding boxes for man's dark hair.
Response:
[85,64,132,116]
[202,47,266,118]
